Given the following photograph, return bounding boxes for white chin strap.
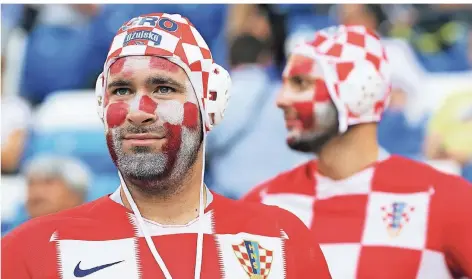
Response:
[118,137,207,279]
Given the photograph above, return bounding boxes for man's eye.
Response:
[156,86,175,94]
[292,76,304,86]
[113,88,131,96]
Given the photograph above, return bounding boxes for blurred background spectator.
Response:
[2,155,90,234]
[2,3,471,235]
[205,34,310,199]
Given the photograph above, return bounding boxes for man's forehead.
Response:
[284,54,322,78]
[108,56,182,78]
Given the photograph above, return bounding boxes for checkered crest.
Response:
[94,13,231,132]
[232,240,273,278]
[381,202,415,238]
[291,25,392,133]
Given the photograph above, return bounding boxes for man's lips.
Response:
[123,133,164,140]
[122,133,165,146]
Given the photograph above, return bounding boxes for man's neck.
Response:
[317,123,380,180]
[120,152,206,226]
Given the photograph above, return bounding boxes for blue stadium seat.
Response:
[86,4,138,76]
[462,163,472,183]
[88,173,120,202]
[21,25,93,104]
[21,90,116,174]
[23,129,116,175]
[1,204,28,236]
[273,4,317,15]
[1,4,24,29]
[131,4,227,44]
[286,14,337,37]
[378,111,427,158]
[414,44,471,73]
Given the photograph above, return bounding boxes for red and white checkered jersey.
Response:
[242,155,472,279]
[2,192,331,279]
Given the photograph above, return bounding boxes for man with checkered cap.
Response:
[2,13,331,279]
[243,25,472,278]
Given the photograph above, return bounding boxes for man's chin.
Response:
[287,137,318,153]
[286,130,336,153]
[116,152,168,179]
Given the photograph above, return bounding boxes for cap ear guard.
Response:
[205,63,231,128]
[95,72,105,123]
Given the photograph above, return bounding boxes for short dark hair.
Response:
[229,34,270,68]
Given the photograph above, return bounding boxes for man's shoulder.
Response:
[212,193,310,237]
[377,155,472,194]
[242,160,315,201]
[2,196,116,246]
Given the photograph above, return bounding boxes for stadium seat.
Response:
[21,24,93,105]
[88,173,120,202]
[286,14,337,37]
[378,111,427,158]
[22,90,116,174]
[462,163,472,183]
[86,4,138,77]
[131,4,227,44]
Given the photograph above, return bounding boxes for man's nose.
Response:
[276,89,291,109]
[127,109,157,125]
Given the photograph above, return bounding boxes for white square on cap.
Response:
[182,43,204,65]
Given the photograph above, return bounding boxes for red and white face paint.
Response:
[278,54,338,150]
[104,56,201,181]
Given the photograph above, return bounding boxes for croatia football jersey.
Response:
[2,189,331,279]
[243,155,472,279]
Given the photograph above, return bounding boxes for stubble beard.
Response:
[287,104,339,154]
[111,124,202,198]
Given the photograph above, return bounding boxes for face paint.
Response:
[109,58,125,75]
[279,55,338,152]
[105,56,202,187]
[183,102,199,129]
[292,102,314,129]
[106,101,129,128]
[288,58,314,78]
[139,95,158,114]
[149,56,179,72]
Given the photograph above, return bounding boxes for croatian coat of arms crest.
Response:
[232,240,273,279]
[381,201,415,237]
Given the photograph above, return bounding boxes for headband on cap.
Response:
[94,13,231,132]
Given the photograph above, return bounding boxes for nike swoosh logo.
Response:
[74,260,124,277]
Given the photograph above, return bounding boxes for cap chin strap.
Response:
[118,137,207,279]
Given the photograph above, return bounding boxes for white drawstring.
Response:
[119,171,174,279]
[194,140,206,279]
[118,134,207,279]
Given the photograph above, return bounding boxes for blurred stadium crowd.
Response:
[1,4,472,235]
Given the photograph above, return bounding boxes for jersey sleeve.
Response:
[444,176,472,277]
[2,228,32,279]
[278,208,332,279]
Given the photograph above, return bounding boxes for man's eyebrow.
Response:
[107,79,132,90]
[146,76,186,91]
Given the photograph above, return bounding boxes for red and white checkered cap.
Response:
[289,25,392,133]
[95,13,231,132]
